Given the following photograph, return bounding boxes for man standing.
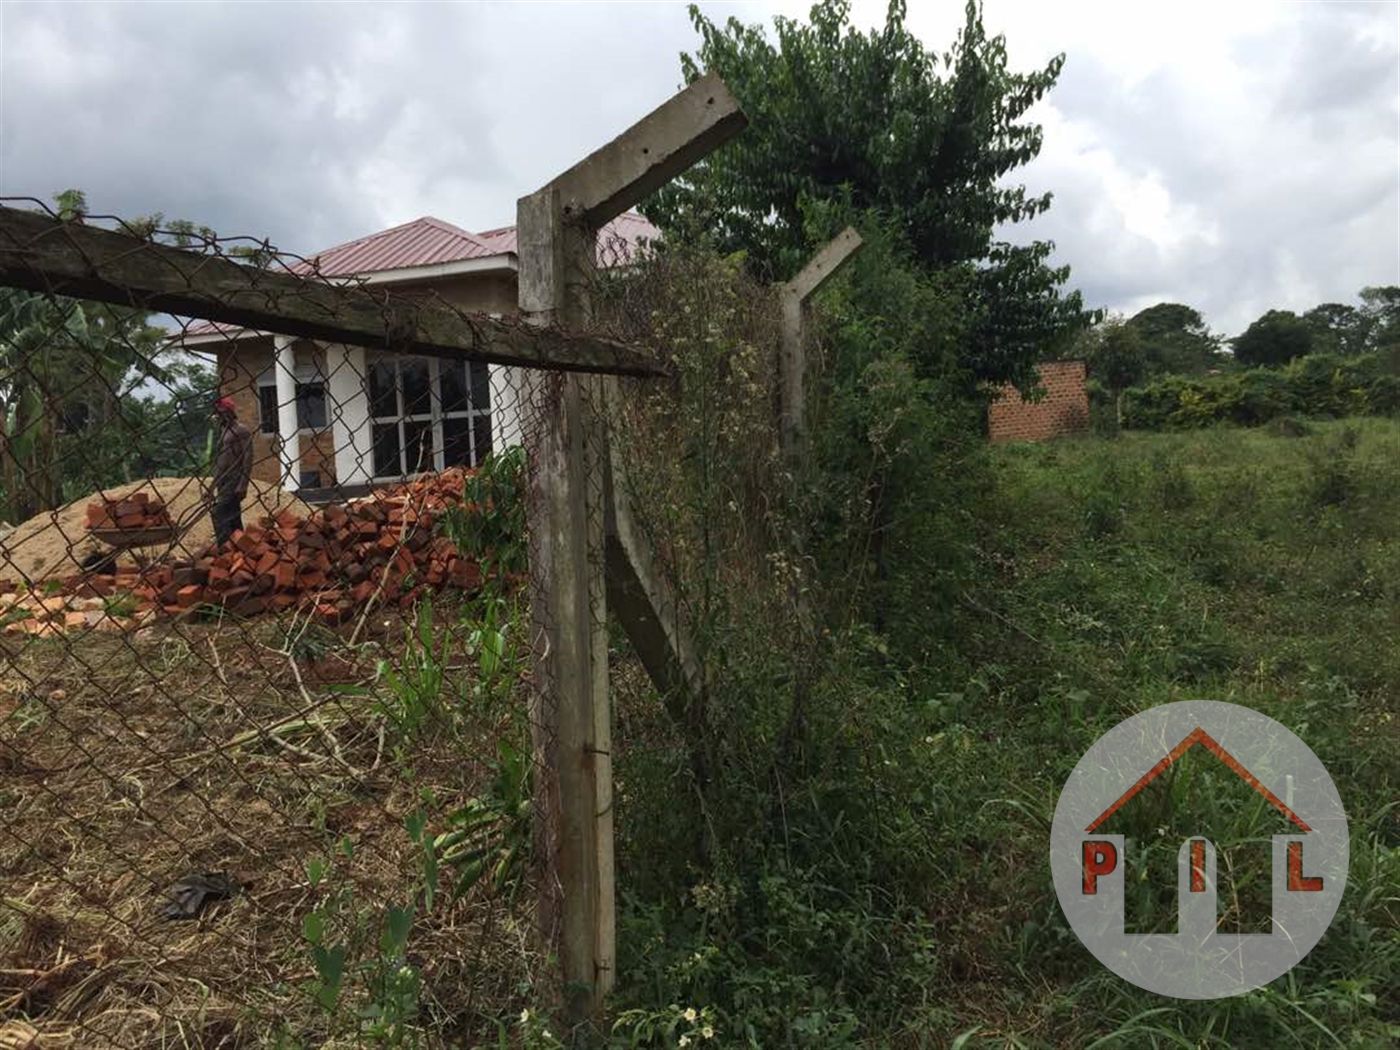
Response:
[211,396,253,547]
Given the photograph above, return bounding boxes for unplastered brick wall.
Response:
[987,360,1089,443]
[216,341,338,486]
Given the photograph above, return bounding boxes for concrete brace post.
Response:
[777,227,863,459]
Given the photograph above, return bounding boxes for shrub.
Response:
[1121,350,1397,431]
[1085,376,1119,436]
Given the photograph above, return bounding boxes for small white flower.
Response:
[679,1038,691,1048]
[683,1007,698,1023]
[519,1008,530,1024]
[702,1025,714,1039]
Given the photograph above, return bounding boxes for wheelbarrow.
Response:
[81,503,207,575]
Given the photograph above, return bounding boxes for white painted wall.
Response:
[273,335,301,491]
[489,363,524,452]
[327,343,373,486]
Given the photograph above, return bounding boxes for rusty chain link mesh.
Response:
[0,197,602,1047]
[583,231,793,881]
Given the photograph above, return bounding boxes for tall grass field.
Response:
[930,418,1400,1047]
[612,417,1399,1049]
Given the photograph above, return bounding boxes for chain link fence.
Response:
[0,198,603,1047]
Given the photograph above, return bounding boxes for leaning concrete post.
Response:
[777,227,863,459]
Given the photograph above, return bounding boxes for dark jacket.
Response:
[214,419,253,499]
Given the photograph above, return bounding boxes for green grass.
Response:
[612,417,1400,1049]
[927,418,1400,1047]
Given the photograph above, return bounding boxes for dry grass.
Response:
[0,608,540,1048]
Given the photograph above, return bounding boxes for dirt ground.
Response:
[0,478,310,586]
[0,609,536,1047]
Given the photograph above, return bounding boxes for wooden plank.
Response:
[0,204,664,377]
[547,71,747,228]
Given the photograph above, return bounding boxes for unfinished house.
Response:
[179,212,658,496]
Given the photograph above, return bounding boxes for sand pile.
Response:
[0,477,310,586]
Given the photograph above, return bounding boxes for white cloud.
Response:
[0,0,1395,338]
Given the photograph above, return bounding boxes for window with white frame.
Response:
[367,355,491,479]
[257,362,327,435]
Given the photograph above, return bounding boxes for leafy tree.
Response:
[1302,303,1367,356]
[0,191,177,522]
[646,0,1090,386]
[1126,302,1221,375]
[1359,286,1400,353]
[1231,310,1314,368]
[1080,316,1146,425]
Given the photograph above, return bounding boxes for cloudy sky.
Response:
[1,0,1396,336]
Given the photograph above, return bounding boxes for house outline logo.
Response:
[1050,700,1349,999]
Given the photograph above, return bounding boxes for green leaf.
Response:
[451,857,487,901]
[381,903,414,955]
[310,944,345,1011]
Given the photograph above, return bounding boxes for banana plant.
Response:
[0,195,177,519]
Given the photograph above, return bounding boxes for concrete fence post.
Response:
[777,227,863,460]
[516,71,746,1024]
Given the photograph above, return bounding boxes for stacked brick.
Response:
[987,360,1090,443]
[1,468,487,635]
[85,492,175,531]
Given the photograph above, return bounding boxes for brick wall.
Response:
[987,360,1089,443]
[216,340,337,485]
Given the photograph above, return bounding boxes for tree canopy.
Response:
[1302,303,1367,356]
[0,191,210,522]
[645,0,1090,386]
[1126,302,1222,376]
[1083,317,1146,393]
[1359,286,1400,353]
[1231,309,1314,368]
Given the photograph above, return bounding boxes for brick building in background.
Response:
[987,360,1089,443]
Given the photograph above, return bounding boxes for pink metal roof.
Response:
[179,212,661,340]
[306,210,660,276]
[300,215,499,275]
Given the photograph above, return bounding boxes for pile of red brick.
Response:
[85,492,174,531]
[3,468,489,635]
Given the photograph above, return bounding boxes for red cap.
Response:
[213,396,237,413]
